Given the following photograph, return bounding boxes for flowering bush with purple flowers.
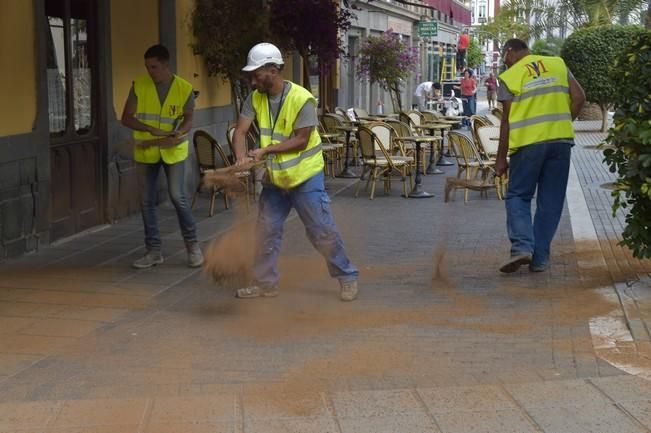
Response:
[356,30,418,110]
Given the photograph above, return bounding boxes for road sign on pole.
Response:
[418,20,438,38]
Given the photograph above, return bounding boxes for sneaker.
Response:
[499,253,532,273]
[339,280,358,302]
[132,251,164,269]
[529,263,549,272]
[236,285,278,299]
[187,243,204,268]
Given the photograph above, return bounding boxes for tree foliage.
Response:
[530,37,563,55]
[466,38,484,69]
[560,25,644,131]
[556,0,648,28]
[603,30,651,258]
[191,0,269,109]
[356,30,418,111]
[270,0,354,69]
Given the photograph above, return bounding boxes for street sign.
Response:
[418,20,438,38]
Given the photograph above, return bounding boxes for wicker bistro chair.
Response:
[334,107,352,121]
[470,115,495,160]
[320,113,359,165]
[445,131,504,203]
[485,112,501,126]
[383,119,415,155]
[368,122,414,187]
[225,124,261,168]
[192,130,251,215]
[318,122,344,177]
[476,125,500,158]
[355,123,411,200]
[353,107,370,120]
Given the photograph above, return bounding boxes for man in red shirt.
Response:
[457,30,470,72]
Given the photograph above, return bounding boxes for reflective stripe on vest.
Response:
[132,74,193,164]
[252,81,324,189]
[499,55,574,152]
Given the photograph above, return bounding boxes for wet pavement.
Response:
[1,105,651,432]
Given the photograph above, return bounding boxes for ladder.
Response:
[440,51,456,83]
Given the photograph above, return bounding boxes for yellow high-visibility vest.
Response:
[132,74,193,164]
[499,54,574,153]
[252,81,323,189]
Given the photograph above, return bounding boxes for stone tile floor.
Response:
[0,109,650,432]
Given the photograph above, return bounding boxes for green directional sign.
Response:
[418,20,438,38]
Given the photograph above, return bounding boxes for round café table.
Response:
[419,122,453,172]
[334,125,359,178]
[396,135,440,198]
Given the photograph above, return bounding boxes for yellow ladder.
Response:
[440,51,456,83]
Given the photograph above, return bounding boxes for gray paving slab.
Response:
[619,400,651,430]
[526,402,646,433]
[505,379,611,410]
[434,409,540,433]
[337,414,440,433]
[417,385,517,413]
[331,390,426,419]
[590,375,651,402]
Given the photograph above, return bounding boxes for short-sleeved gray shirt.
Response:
[240,82,318,131]
[127,76,195,112]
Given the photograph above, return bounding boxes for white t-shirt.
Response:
[414,81,433,97]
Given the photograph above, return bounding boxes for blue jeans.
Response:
[254,172,358,289]
[138,160,198,251]
[462,94,475,126]
[505,141,572,267]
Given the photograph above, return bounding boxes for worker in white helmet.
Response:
[231,43,359,301]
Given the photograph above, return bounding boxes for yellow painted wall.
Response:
[176,0,230,109]
[110,0,159,116]
[0,2,36,136]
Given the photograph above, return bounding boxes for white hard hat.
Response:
[242,43,284,72]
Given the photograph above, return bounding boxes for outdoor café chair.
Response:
[192,130,251,216]
[355,123,410,200]
[445,132,504,203]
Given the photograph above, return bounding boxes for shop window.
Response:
[46,0,95,136]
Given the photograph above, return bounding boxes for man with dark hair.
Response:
[144,44,170,62]
[231,42,359,301]
[121,44,203,269]
[495,38,585,273]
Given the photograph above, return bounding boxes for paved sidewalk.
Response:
[1,104,651,432]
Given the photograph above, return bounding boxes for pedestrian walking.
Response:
[457,69,477,127]
[414,81,434,111]
[494,39,586,273]
[121,44,204,269]
[484,72,498,109]
[231,43,359,301]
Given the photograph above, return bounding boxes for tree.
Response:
[191,0,269,112]
[480,12,531,46]
[356,30,418,112]
[555,0,648,29]
[560,25,644,131]
[270,0,354,86]
[603,30,651,258]
[530,37,563,56]
[466,38,484,69]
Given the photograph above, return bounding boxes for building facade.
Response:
[338,0,470,113]
[0,0,302,261]
[468,0,500,74]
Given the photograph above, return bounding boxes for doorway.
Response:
[46,0,103,240]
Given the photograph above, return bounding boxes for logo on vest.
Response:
[524,60,548,78]
[169,105,178,116]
